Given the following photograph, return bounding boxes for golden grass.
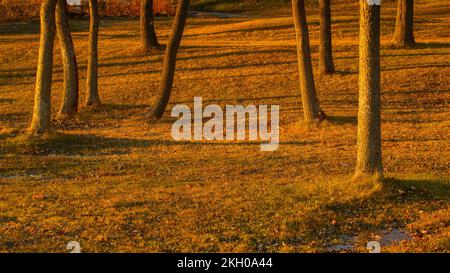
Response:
[0,0,449,252]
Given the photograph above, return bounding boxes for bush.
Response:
[0,0,176,23]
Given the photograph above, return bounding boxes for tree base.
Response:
[146,109,163,121]
[27,125,54,137]
[56,109,78,120]
[84,100,101,109]
[301,110,328,129]
[319,65,336,75]
[352,171,383,183]
[391,39,417,48]
[142,44,166,54]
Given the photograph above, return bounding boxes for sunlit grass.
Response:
[0,0,449,252]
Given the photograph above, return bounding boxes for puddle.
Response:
[326,235,357,252]
[326,228,412,252]
[378,228,412,246]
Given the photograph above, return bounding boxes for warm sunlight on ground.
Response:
[0,0,449,252]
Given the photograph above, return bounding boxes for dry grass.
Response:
[0,0,449,252]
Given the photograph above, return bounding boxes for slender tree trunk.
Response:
[319,0,335,74]
[29,0,58,135]
[85,0,100,106]
[393,0,415,47]
[56,0,79,118]
[355,0,383,179]
[149,0,190,119]
[292,0,325,123]
[141,0,161,52]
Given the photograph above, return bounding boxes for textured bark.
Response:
[149,0,190,119]
[85,0,100,106]
[393,0,415,47]
[141,0,161,52]
[29,0,58,135]
[56,0,79,118]
[355,0,383,178]
[292,0,325,123]
[319,0,335,74]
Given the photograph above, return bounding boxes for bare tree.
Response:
[85,0,100,106]
[29,0,58,135]
[319,0,335,74]
[292,0,325,123]
[393,0,415,47]
[141,0,162,52]
[148,0,190,119]
[56,0,79,118]
[355,0,383,179]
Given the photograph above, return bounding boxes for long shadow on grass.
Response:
[299,177,449,251]
[0,20,40,35]
[0,133,318,156]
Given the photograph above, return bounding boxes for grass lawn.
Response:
[0,0,449,252]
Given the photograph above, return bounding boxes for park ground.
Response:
[0,0,449,252]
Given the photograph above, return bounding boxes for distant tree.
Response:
[56,0,79,118]
[393,0,415,47]
[85,0,100,106]
[29,0,58,135]
[319,0,335,74]
[292,0,326,123]
[355,0,382,179]
[148,0,190,119]
[141,0,162,52]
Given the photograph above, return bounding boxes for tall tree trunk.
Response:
[148,0,190,119]
[141,0,161,52]
[56,0,79,118]
[29,0,58,135]
[85,0,100,106]
[292,0,325,123]
[355,0,383,179]
[393,0,415,47]
[319,0,335,74]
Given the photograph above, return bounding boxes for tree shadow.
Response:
[327,115,357,125]
[0,20,40,35]
[303,176,450,251]
[0,112,28,127]
[178,48,295,62]
[0,132,319,157]
[0,98,15,103]
[335,70,358,76]
[413,42,450,50]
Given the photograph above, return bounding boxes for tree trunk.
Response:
[85,0,100,106]
[292,0,325,123]
[393,0,415,47]
[355,0,383,179]
[29,0,58,135]
[319,0,335,74]
[141,0,161,52]
[56,0,79,118]
[148,0,190,119]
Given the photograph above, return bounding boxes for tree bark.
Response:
[141,0,161,52]
[319,0,335,74]
[292,0,325,123]
[29,0,58,135]
[149,0,190,119]
[355,0,383,179]
[85,0,100,106]
[56,0,79,118]
[393,0,415,47]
